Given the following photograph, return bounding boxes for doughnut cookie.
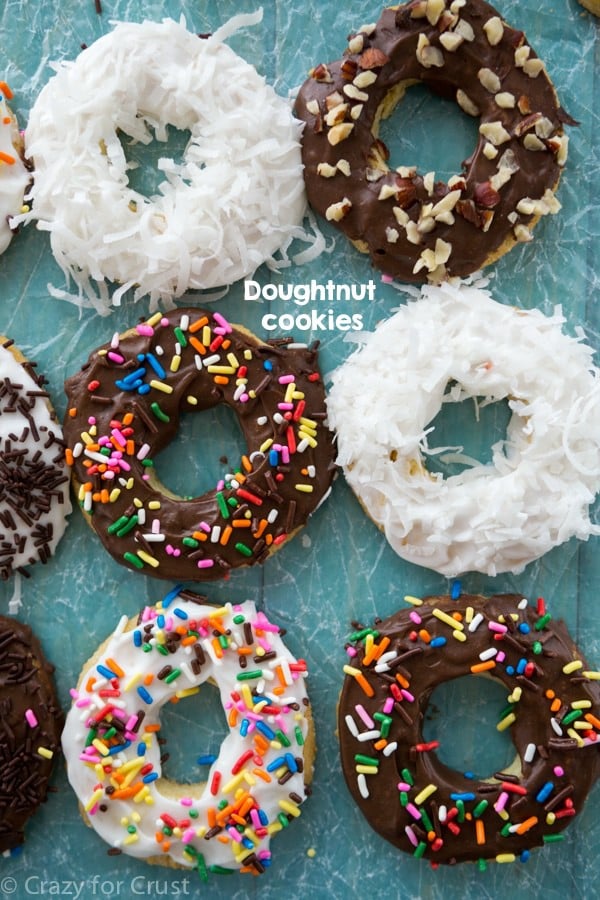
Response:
[326,281,600,577]
[578,1,600,15]
[0,84,29,255]
[295,0,571,283]
[62,590,314,875]
[20,16,306,309]
[339,592,600,866]
[0,337,71,580]
[0,616,62,851]
[63,308,335,581]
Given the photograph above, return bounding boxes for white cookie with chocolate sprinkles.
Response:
[0,338,71,580]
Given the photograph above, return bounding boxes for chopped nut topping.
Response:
[343,84,369,102]
[478,67,501,93]
[483,15,504,46]
[474,181,501,208]
[439,31,464,52]
[327,122,355,145]
[409,1,428,17]
[341,59,359,81]
[366,168,385,182]
[534,117,555,139]
[378,184,398,201]
[348,34,364,54]
[413,238,452,274]
[393,206,410,226]
[417,215,436,234]
[450,0,466,11]
[358,22,377,36]
[456,88,480,117]
[454,18,475,41]
[337,159,351,176]
[523,58,545,78]
[554,134,569,166]
[325,198,352,221]
[516,189,561,218]
[431,189,461,218]
[397,166,417,178]
[514,223,533,242]
[523,133,546,152]
[495,92,516,109]
[395,178,418,207]
[517,95,532,115]
[325,103,349,126]
[514,45,530,68]
[385,226,400,243]
[479,120,511,145]
[426,0,446,26]
[513,112,542,137]
[350,104,365,120]
[325,91,345,111]
[317,162,338,178]
[359,47,390,69]
[306,99,320,116]
[353,70,377,89]
[406,221,421,244]
[311,63,333,83]
[483,141,499,160]
[416,33,445,68]
[423,171,436,195]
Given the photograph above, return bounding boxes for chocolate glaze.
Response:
[63,308,336,582]
[0,616,62,851]
[296,0,571,283]
[338,594,600,865]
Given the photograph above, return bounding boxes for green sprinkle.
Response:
[165,668,182,684]
[473,800,489,818]
[420,808,433,834]
[413,842,427,859]
[562,709,582,726]
[354,754,379,767]
[156,644,169,656]
[183,537,199,548]
[477,858,488,872]
[227,497,238,508]
[151,401,170,423]
[235,542,253,558]
[217,799,228,811]
[141,458,154,468]
[183,844,197,858]
[456,799,465,823]
[173,326,188,348]
[277,813,290,829]
[216,491,230,520]
[401,768,414,787]
[399,791,409,806]
[189,809,199,819]
[543,834,564,844]
[127,825,137,834]
[236,670,263,681]
[85,728,97,747]
[535,613,552,631]
[116,514,138,537]
[532,641,543,655]
[233,614,246,625]
[142,644,153,653]
[499,703,515,720]
[123,551,144,569]
[208,865,235,875]
[103,727,117,740]
[218,634,229,650]
[349,628,379,642]
[500,823,512,837]
[108,515,130,535]
[276,729,291,748]
[197,854,208,883]
[294,725,305,746]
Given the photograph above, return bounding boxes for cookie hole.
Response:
[154,404,248,499]
[423,674,515,779]
[119,124,193,199]
[378,82,480,181]
[423,390,512,478]
[158,681,228,786]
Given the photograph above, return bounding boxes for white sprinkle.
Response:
[469,613,484,632]
[524,742,536,763]
[357,773,369,799]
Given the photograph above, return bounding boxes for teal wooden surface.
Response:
[0,1,598,898]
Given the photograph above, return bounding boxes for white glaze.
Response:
[0,94,28,254]
[62,595,311,873]
[327,281,600,577]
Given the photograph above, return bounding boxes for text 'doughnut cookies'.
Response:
[62,591,314,875]
[295,0,572,283]
[326,282,600,577]
[0,616,62,852]
[63,309,336,582]
[339,593,600,866]
[0,337,71,581]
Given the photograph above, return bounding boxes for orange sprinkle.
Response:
[272,685,285,696]
[110,783,143,800]
[228,708,238,728]
[189,316,209,333]
[275,665,286,687]
[452,611,463,622]
[237,646,252,656]
[355,672,375,698]
[515,816,538,835]
[475,819,486,845]
[85,676,96,693]
[238,797,255,818]
[189,336,206,355]
[222,339,231,349]
[232,519,251,528]
[252,767,272,783]
[585,712,600,730]
[143,673,154,687]
[100,489,110,504]
[550,697,562,713]
[418,629,431,644]
[211,637,224,659]
[0,82,14,100]
[126,440,135,456]
[192,530,208,542]
[181,635,197,647]
[2,117,11,124]
[0,151,14,166]
[220,526,233,546]
[253,519,268,540]
[154,831,163,844]
[143,723,161,733]
[69,407,78,417]
[470,660,496,674]
[374,739,387,751]
[214,376,229,385]
[123,412,134,426]
[241,455,253,473]
[230,813,247,827]
[161,841,171,853]
[265,533,274,546]
[396,673,410,689]
[65,448,74,466]
[546,689,555,700]
[207,807,217,828]
[217,834,230,844]
[209,616,227,634]
[254,735,269,755]
[105,658,125,678]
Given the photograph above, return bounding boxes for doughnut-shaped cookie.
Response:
[0,337,71,580]
[295,0,571,283]
[63,308,335,581]
[578,0,600,15]
[0,616,62,851]
[62,590,314,874]
[0,85,29,255]
[326,282,600,577]
[21,16,306,309]
[339,592,600,866]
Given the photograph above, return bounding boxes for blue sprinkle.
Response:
[518,623,531,634]
[107,740,131,756]
[197,754,217,766]
[173,607,189,620]
[122,367,147,385]
[516,658,527,675]
[269,449,279,466]
[430,636,447,648]
[143,772,159,784]
[520,849,531,863]
[133,630,142,647]
[137,686,153,704]
[241,837,254,850]
[506,665,515,676]
[146,352,166,379]
[266,755,286,773]
[240,719,249,738]
[284,753,298,773]
[138,383,151,395]
[463,771,475,780]
[450,792,476,802]
[263,360,273,371]
[450,580,462,600]
[536,782,554,803]
[97,664,118,680]
[162,585,184,608]
[256,721,276,741]
[258,808,268,826]
[137,742,147,757]
[157,614,165,628]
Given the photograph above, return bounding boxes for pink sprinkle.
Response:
[489,621,507,634]
[405,803,421,820]
[198,522,211,533]
[111,429,127,447]
[69,688,79,699]
[197,559,215,569]
[278,375,295,384]
[494,791,509,813]
[277,403,294,411]
[88,416,96,426]
[227,826,243,844]
[346,646,358,658]
[281,447,290,464]
[25,709,38,728]
[554,766,565,777]
[239,393,249,403]
[381,274,394,284]
[137,443,150,460]
[397,781,412,792]
[136,324,154,336]
[401,689,415,703]
[383,697,394,714]
[160,317,169,327]
[409,611,422,625]
[355,704,374,729]
[405,824,419,846]
[75,698,91,708]
[216,480,225,491]
[496,651,506,664]
[213,312,232,333]
[181,828,196,844]
[107,351,125,364]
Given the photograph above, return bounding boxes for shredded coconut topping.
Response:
[19,15,307,312]
[327,281,600,577]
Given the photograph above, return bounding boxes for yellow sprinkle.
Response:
[295,484,314,493]
[202,326,211,346]
[563,660,583,675]
[284,382,296,403]
[227,353,240,368]
[508,687,522,704]
[546,812,556,825]
[307,847,316,858]
[496,854,516,864]
[37,746,54,760]
[133,786,150,804]
[146,312,163,327]
[343,665,361,677]
[404,595,423,607]
[452,629,467,642]
[433,608,464,631]
[123,833,139,845]
[242,770,256,787]
[298,432,317,448]
[279,799,301,818]
[119,757,146,775]
[186,395,197,405]
[299,416,318,429]
[175,687,200,699]
[567,728,585,747]
[571,700,592,709]
[221,772,246,794]
[244,349,253,360]
[92,739,110,757]
[497,712,516,732]
[148,500,161,510]
[137,550,159,568]
[144,794,154,806]
[84,788,104,812]
[355,765,378,775]
[260,438,274,453]
[149,379,173,394]
[170,355,182,373]
[133,497,143,508]
[267,821,283,835]
[125,673,142,692]
[241,684,254,710]
[81,431,94,446]
[413,784,437,806]
[207,365,236,375]
[109,488,121,503]
[465,606,474,623]
[583,671,600,680]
